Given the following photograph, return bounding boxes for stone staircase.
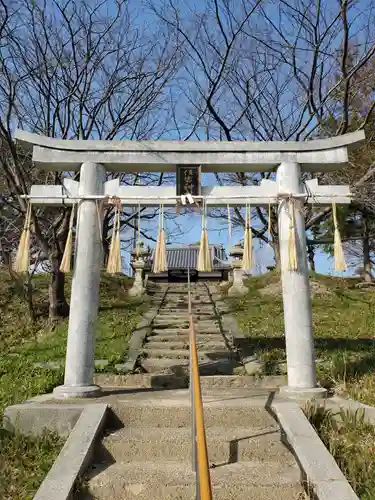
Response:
[83,388,304,499]
[82,283,304,499]
[140,282,238,375]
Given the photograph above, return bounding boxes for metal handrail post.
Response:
[189,308,213,500]
[188,265,198,482]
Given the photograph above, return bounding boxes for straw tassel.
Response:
[159,204,168,272]
[60,205,76,273]
[287,198,298,271]
[153,203,168,273]
[153,230,161,273]
[136,203,141,257]
[14,203,32,274]
[197,202,212,272]
[106,203,122,274]
[227,204,232,250]
[242,203,253,271]
[268,200,272,246]
[332,202,347,271]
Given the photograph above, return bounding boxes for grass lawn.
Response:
[0,429,64,500]
[227,272,375,499]
[0,268,142,499]
[227,271,375,405]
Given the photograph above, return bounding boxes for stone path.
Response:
[140,282,239,376]
[82,388,304,500]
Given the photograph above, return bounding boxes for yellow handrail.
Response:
[188,283,213,500]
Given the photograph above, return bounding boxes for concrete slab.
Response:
[3,403,85,437]
[34,404,107,500]
[271,399,358,499]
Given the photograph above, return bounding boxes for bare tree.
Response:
[0,0,179,320]
[149,0,375,268]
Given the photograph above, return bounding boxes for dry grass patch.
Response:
[305,403,375,499]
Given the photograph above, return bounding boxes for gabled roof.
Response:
[150,244,230,271]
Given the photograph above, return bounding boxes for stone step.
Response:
[158,308,215,316]
[141,357,239,375]
[152,320,190,328]
[161,299,212,304]
[151,328,190,336]
[158,305,214,311]
[98,426,289,463]
[148,333,228,343]
[156,312,218,320]
[85,484,302,500]
[152,327,222,335]
[93,373,287,390]
[144,341,228,352]
[153,318,220,326]
[86,461,302,500]
[142,348,231,360]
[141,357,189,372]
[110,390,276,428]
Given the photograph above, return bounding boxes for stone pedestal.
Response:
[129,258,146,297]
[276,162,326,400]
[54,162,105,399]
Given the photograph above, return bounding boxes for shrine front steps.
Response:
[85,463,302,500]
[141,357,240,375]
[152,318,220,328]
[143,348,231,361]
[93,373,287,390]
[149,332,227,342]
[145,337,228,348]
[83,389,304,500]
[139,282,237,376]
[151,327,222,335]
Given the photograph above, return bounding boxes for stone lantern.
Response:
[227,243,248,296]
[129,244,150,297]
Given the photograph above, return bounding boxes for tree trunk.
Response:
[102,238,109,268]
[102,210,110,267]
[362,213,372,283]
[272,237,281,271]
[0,238,11,266]
[48,252,69,321]
[25,277,36,322]
[307,245,316,272]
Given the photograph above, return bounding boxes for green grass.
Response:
[0,267,142,498]
[0,429,64,500]
[0,270,142,415]
[226,272,375,498]
[227,271,375,405]
[305,404,375,499]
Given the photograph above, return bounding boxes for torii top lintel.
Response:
[15,129,365,174]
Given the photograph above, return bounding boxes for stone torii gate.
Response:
[15,129,365,399]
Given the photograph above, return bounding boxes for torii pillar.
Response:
[15,129,365,399]
[277,162,320,398]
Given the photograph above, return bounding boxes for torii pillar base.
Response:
[53,384,101,399]
[279,386,327,401]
